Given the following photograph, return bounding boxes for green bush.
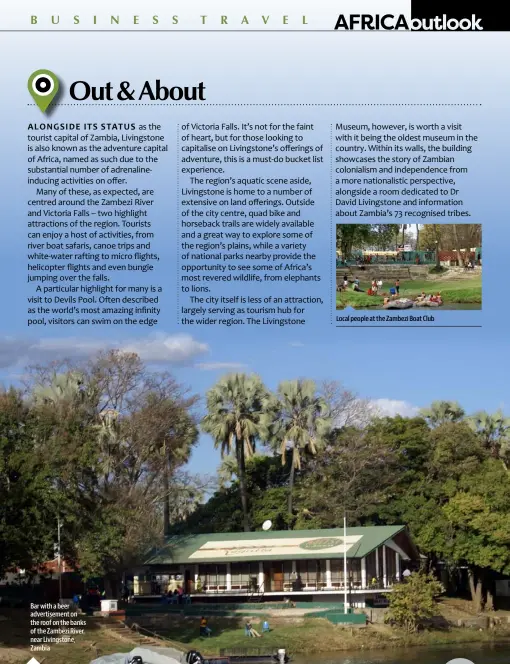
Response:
[385,572,444,632]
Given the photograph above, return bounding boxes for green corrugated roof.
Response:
[144,525,406,565]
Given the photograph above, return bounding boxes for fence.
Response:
[337,250,436,267]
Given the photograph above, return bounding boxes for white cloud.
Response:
[122,334,208,363]
[0,333,209,369]
[289,341,305,347]
[371,398,420,418]
[196,362,247,371]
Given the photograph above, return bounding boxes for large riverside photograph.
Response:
[335,224,482,311]
[2,349,510,664]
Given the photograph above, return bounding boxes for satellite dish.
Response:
[262,520,272,531]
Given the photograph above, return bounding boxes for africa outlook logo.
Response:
[28,69,59,112]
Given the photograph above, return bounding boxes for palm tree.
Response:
[420,400,465,427]
[266,379,331,526]
[33,371,86,407]
[201,373,270,532]
[467,410,510,462]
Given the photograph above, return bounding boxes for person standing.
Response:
[395,279,400,295]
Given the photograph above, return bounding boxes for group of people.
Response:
[415,291,443,304]
[164,585,191,604]
[367,278,387,296]
[198,616,270,639]
[338,275,401,297]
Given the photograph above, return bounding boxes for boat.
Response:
[194,648,290,664]
[383,298,414,310]
[91,646,182,664]
[414,299,442,307]
[204,658,288,664]
[204,657,289,664]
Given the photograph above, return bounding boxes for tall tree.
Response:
[266,379,331,526]
[26,351,200,583]
[420,400,465,427]
[467,410,510,464]
[442,458,510,611]
[201,373,270,531]
[0,389,58,578]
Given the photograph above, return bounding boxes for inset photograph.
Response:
[336,224,482,310]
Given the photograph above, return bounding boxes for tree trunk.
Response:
[484,569,495,611]
[287,463,296,528]
[163,440,170,538]
[415,224,420,251]
[237,441,250,532]
[486,587,495,612]
[452,223,464,266]
[434,225,441,269]
[468,568,484,613]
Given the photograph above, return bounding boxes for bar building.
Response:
[139,525,418,607]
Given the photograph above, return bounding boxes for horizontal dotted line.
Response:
[28,102,482,107]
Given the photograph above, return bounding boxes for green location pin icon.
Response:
[28,69,59,112]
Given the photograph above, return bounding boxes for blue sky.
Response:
[0,325,500,477]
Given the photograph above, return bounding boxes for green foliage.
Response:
[420,401,465,427]
[171,455,290,534]
[385,572,444,632]
[201,373,272,531]
[0,351,200,581]
[3,349,509,620]
[0,389,59,576]
[262,379,331,526]
[336,224,400,258]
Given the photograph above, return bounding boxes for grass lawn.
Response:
[336,276,482,309]
[129,615,510,656]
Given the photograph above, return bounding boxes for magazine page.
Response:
[0,0,504,663]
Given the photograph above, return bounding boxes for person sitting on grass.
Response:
[200,616,212,637]
[245,620,262,638]
[352,279,364,293]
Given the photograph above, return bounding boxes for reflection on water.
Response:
[292,643,509,664]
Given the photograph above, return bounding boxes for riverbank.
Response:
[336,276,482,309]
[153,617,510,655]
[2,601,510,662]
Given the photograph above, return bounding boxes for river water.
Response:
[292,643,509,664]
[339,303,480,311]
[348,303,480,311]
